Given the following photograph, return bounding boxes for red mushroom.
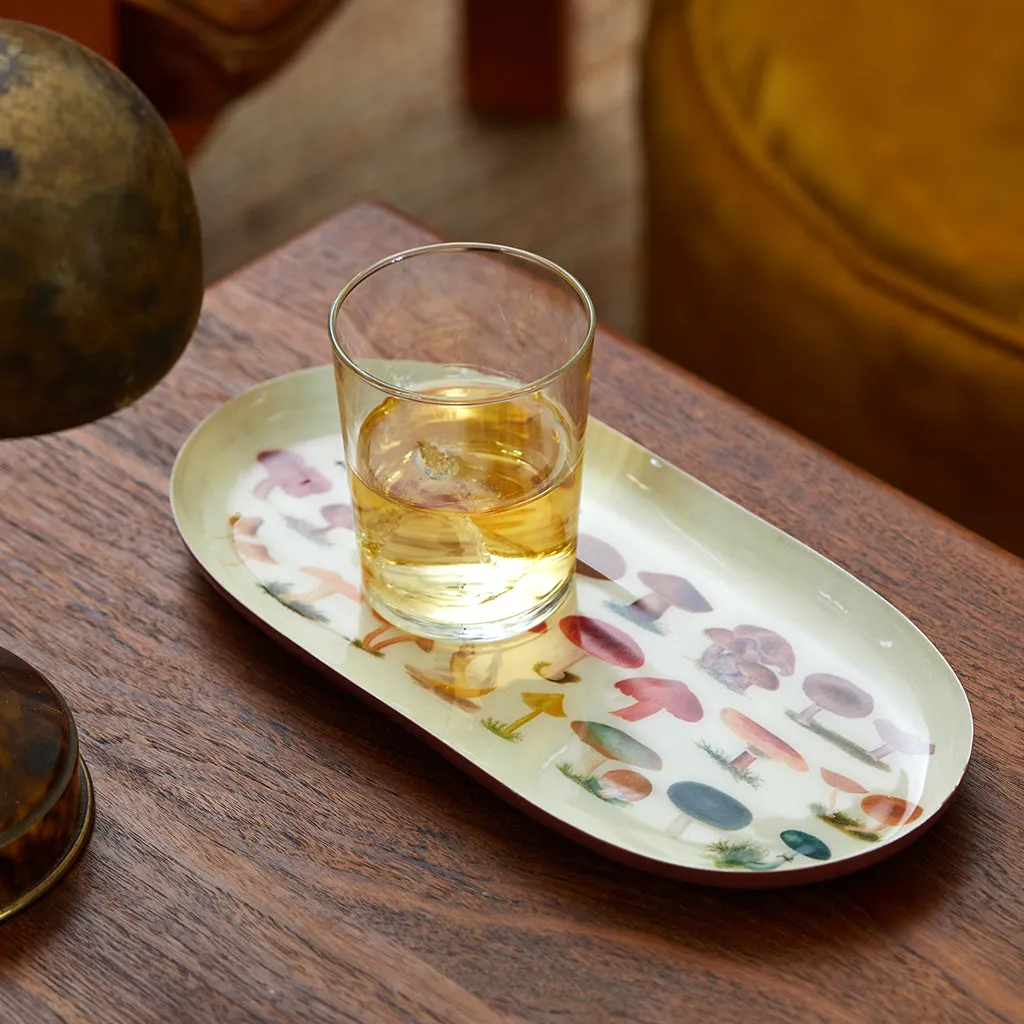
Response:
[612,572,712,629]
[597,769,653,804]
[869,720,935,763]
[719,708,808,775]
[795,674,874,726]
[253,449,332,499]
[611,678,703,723]
[534,615,644,682]
[861,794,924,830]
[575,534,627,581]
[821,767,868,813]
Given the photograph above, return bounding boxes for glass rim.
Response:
[328,241,597,405]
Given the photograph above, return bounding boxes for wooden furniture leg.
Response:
[463,0,569,118]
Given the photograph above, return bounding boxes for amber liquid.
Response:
[349,382,581,639]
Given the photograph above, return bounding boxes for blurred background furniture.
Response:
[642,0,1024,556]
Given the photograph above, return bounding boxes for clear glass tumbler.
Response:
[330,242,595,643]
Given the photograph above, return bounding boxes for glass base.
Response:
[364,576,572,644]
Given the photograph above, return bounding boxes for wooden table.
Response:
[1,203,1021,1024]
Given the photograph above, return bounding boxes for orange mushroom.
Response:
[289,567,360,604]
[720,708,808,774]
[861,794,924,830]
[482,692,566,741]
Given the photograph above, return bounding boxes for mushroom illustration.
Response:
[229,514,263,537]
[611,678,703,723]
[368,633,434,655]
[234,540,277,564]
[253,449,332,499]
[612,572,712,629]
[356,610,394,653]
[779,830,831,862]
[794,674,874,726]
[565,721,663,779]
[575,534,627,581]
[698,625,787,694]
[596,769,653,804]
[719,708,808,775]
[284,503,355,546]
[869,720,935,763]
[288,567,361,605]
[482,692,566,742]
[666,781,752,839]
[405,648,500,711]
[534,615,643,682]
[821,767,868,812]
[861,794,924,831]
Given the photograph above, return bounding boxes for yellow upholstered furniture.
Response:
[642,0,1024,554]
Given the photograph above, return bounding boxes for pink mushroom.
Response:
[575,534,627,581]
[286,503,355,545]
[253,449,332,499]
[869,720,935,763]
[229,515,263,537]
[611,678,703,723]
[534,615,644,682]
[720,708,808,774]
[614,572,712,628]
[821,767,868,813]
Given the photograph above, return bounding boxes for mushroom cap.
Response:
[666,781,752,831]
[521,692,566,717]
[598,769,652,802]
[570,721,663,770]
[559,616,644,668]
[861,794,924,828]
[614,678,703,722]
[321,503,354,529]
[733,625,796,675]
[780,829,831,861]
[737,661,780,692]
[703,627,737,646]
[230,515,263,536]
[720,709,808,770]
[874,719,936,755]
[802,674,874,718]
[635,572,712,613]
[575,534,627,581]
[820,768,868,794]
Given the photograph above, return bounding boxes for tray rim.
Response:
[169,366,974,888]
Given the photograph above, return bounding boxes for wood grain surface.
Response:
[1,202,1021,1024]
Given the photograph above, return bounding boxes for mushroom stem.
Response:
[666,813,693,839]
[370,634,432,653]
[868,743,893,761]
[539,647,586,681]
[828,789,838,814]
[289,581,333,603]
[504,709,543,735]
[622,591,669,623]
[361,622,394,649]
[795,702,822,727]
[729,750,757,772]
[573,749,608,777]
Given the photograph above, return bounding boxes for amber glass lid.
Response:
[0,648,93,919]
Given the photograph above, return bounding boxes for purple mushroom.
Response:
[613,572,712,628]
[795,674,874,726]
[253,449,332,499]
[575,534,627,581]
[869,720,935,763]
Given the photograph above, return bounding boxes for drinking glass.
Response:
[329,242,595,643]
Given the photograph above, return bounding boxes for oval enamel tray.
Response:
[170,366,973,887]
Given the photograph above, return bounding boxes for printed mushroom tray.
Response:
[171,367,974,887]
